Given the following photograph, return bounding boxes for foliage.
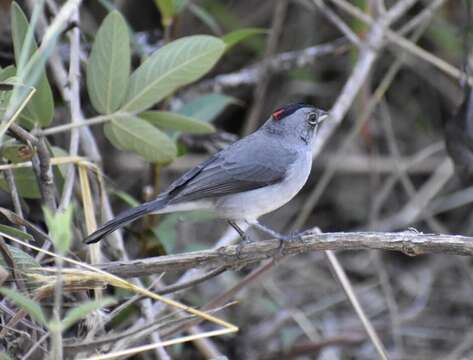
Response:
[43,205,74,255]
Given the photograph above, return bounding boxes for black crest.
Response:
[271,103,310,121]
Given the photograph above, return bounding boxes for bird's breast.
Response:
[216,150,312,221]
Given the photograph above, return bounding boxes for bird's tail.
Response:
[83,195,169,244]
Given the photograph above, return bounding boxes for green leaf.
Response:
[188,4,222,35]
[222,28,267,51]
[6,244,40,271]
[0,352,14,360]
[1,0,75,139]
[122,35,225,113]
[112,190,140,207]
[51,146,69,178]
[0,66,16,82]
[0,287,47,325]
[141,111,215,134]
[0,67,16,114]
[62,297,115,331]
[0,225,34,243]
[104,115,177,163]
[154,0,175,26]
[11,2,54,127]
[0,240,40,273]
[174,0,189,13]
[43,205,74,255]
[178,94,237,122]
[87,11,130,114]
[0,168,40,199]
[0,143,34,163]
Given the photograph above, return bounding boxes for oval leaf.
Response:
[0,66,16,83]
[0,287,47,326]
[0,225,34,243]
[122,35,225,113]
[0,239,40,273]
[0,67,16,114]
[87,11,130,114]
[11,2,54,127]
[0,168,40,199]
[141,111,215,134]
[104,115,177,163]
[1,143,34,163]
[178,94,237,122]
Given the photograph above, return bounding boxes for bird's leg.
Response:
[228,220,252,258]
[228,220,247,239]
[252,222,296,241]
[252,222,317,254]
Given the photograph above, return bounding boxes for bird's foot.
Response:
[274,232,300,256]
[274,227,321,255]
[236,234,253,259]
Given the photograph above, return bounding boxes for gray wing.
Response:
[166,135,297,204]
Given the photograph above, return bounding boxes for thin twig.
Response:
[296,12,434,230]
[26,0,102,162]
[190,39,348,93]
[330,0,473,85]
[369,159,453,231]
[312,0,361,46]
[58,6,81,211]
[243,0,289,135]
[8,124,57,210]
[325,250,389,360]
[3,168,26,232]
[162,260,276,338]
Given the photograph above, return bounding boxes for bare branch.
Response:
[98,231,473,278]
[189,39,348,93]
[8,124,57,210]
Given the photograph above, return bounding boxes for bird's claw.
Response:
[274,228,317,256]
[236,235,252,259]
[275,232,299,257]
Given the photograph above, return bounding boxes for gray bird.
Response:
[84,103,328,245]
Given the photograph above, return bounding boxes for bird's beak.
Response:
[318,111,329,124]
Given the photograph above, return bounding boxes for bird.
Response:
[84,103,328,245]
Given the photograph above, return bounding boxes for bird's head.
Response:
[263,103,328,145]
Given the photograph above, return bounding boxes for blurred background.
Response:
[1,0,473,359]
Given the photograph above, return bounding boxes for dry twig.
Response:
[98,231,473,277]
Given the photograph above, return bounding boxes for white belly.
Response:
[215,151,312,221]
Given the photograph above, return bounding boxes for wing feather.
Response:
[166,134,297,204]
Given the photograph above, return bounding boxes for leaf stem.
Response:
[36,112,129,136]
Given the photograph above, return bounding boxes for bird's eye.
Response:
[308,113,318,125]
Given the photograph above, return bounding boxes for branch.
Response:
[330,0,473,85]
[8,124,57,210]
[98,231,473,277]
[188,39,348,93]
[312,0,418,158]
